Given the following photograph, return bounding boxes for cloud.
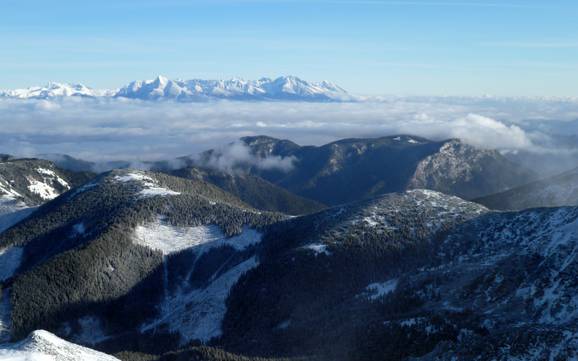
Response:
[197,141,296,173]
[0,97,577,167]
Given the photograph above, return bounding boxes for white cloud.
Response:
[0,97,577,164]
[197,141,296,173]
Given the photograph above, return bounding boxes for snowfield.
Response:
[303,243,331,256]
[141,257,260,344]
[133,217,262,255]
[114,172,180,198]
[27,178,60,200]
[136,218,263,344]
[364,279,398,301]
[0,330,119,361]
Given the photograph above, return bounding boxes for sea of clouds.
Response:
[1,96,578,172]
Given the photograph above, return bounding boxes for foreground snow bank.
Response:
[0,330,119,361]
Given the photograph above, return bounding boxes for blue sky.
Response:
[1,0,577,96]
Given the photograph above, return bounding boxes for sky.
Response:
[1,0,578,96]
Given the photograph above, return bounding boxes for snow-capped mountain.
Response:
[115,75,353,102]
[0,76,354,102]
[0,83,111,99]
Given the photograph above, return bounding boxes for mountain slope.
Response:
[0,169,283,353]
[3,181,578,360]
[168,166,325,215]
[204,135,534,205]
[475,166,578,210]
[0,158,94,232]
[217,192,578,360]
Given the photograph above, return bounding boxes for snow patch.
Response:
[36,168,69,188]
[303,243,331,256]
[133,218,262,256]
[141,256,259,344]
[364,279,398,300]
[114,172,180,198]
[27,178,59,200]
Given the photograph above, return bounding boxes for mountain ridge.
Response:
[0,76,354,102]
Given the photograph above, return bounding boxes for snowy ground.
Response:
[135,217,263,344]
[133,217,262,256]
[303,243,331,256]
[114,172,180,198]
[362,279,398,301]
[141,256,259,344]
[0,330,119,361]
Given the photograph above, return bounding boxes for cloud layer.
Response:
[196,141,297,173]
[1,97,577,165]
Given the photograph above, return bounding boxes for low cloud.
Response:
[196,141,296,173]
[0,97,577,169]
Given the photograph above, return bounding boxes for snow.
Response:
[114,172,180,198]
[133,217,262,256]
[1,82,107,99]
[364,279,398,300]
[27,178,60,200]
[36,168,69,188]
[135,218,264,344]
[0,247,23,281]
[0,350,53,361]
[303,243,331,256]
[2,76,353,102]
[139,187,180,197]
[141,256,260,344]
[114,173,152,183]
[0,330,119,361]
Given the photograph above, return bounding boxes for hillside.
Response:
[0,158,94,232]
[475,166,578,210]
[168,166,325,215]
[2,181,578,360]
[199,135,534,205]
[0,169,283,352]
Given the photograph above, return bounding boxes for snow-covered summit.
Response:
[1,76,353,102]
[0,83,111,99]
[115,75,353,102]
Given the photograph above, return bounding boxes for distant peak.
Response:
[3,76,354,102]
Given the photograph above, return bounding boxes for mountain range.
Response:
[0,76,354,102]
[197,135,535,205]
[1,135,578,360]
